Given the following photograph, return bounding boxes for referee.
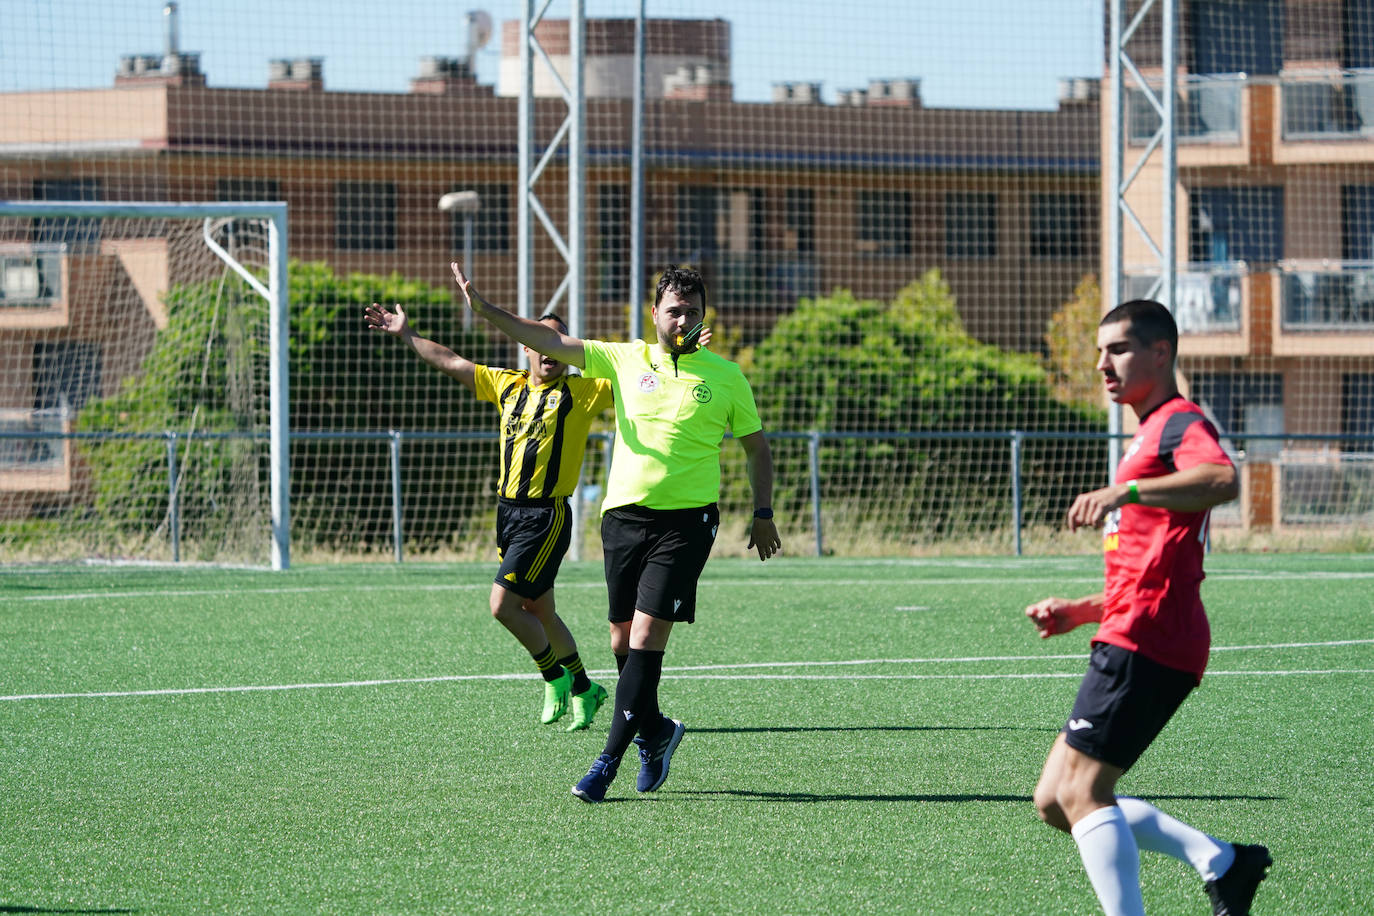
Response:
[365,302,611,731]
[452,262,781,803]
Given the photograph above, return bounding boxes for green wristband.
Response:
[1126,480,1140,504]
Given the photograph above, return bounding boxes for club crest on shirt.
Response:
[638,372,659,393]
[545,391,560,408]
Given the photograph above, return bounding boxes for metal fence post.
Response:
[165,431,180,562]
[1010,430,1024,557]
[808,431,824,557]
[389,430,404,563]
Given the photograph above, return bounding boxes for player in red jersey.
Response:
[1024,300,1271,916]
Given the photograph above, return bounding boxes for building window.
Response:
[217,178,281,202]
[1346,0,1374,68]
[855,189,912,256]
[945,192,998,259]
[33,341,102,412]
[676,185,764,259]
[1029,193,1086,260]
[449,183,510,254]
[784,188,815,254]
[32,178,102,249]
[1342,185,1374,261]
[335,181,397,251]
[1189,187,1284,263]
[597,183,628,302]
[1343,374,1374,452]
[1188,0,1282,76]
[1190,372,1284,455]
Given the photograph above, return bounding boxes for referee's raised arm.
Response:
[451,262,586,369]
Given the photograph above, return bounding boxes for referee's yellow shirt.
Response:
[473,366,613,500]
[582,339,762,512]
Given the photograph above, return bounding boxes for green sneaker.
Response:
[541,670,573,724]
[564,682,608,731]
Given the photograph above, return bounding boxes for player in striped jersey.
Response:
[365,302,611,730]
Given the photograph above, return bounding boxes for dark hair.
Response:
[654,264,707,312]
[537,312,568,334]
[1101,298,1177,356]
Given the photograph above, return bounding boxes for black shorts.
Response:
[601,503,719,624]
[494,497,571,600]
[1063,642,1196,771]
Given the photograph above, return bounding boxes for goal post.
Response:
[0,200,290,569]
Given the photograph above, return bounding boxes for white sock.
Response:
[1070,805,1146,916]
[1117,796,1235,881]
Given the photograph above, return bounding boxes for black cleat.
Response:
[1205,843,1272,915]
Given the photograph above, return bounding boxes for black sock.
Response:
[602,648,665,759]
[614,653,629,674]
[531,643,563,682]
[558,653,591,694]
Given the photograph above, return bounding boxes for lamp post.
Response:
[438,190,481,328]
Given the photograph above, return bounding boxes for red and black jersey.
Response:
[1097,396,1233,681]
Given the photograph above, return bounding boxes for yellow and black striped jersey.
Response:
[473,366,614,499]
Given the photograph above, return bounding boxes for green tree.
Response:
[1043,274,1109,414]
[742,270,1104,545]
[77,261,508,557]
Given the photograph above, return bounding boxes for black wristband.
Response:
[752,507,774,520]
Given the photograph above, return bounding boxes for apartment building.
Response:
[1108,0,1374,527]
[0,15,1102,522]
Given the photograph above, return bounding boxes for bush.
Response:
[741,270,1106,541]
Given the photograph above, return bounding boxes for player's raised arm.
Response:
[364,302,477,392]
[451,262,586,369]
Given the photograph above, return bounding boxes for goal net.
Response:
[0,201,289,568]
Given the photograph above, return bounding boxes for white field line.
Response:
[7,568,1374,604]
[2,639,1370,703]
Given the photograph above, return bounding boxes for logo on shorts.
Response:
[673,599,682,612]
[638,373,659,393]
[692,383,712,403]
[1068,718,1094,731]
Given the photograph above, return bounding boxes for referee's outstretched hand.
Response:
[748,517,781,561]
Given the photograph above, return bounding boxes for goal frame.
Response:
[0,200,291,569]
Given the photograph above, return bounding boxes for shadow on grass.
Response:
[679,789,1033,803]
[689,724,1041,735]
[676,789,1284,804]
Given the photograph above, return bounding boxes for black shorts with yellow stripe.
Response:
[495,497,572,600]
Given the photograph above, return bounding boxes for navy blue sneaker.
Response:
[1205,844,1272,916]
[633,718,685,792]
[571,753,620,803]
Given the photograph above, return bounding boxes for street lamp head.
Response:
[438,190,481,213]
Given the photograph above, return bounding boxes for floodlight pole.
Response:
[1107,0,1178,482]
[518,0,588,559]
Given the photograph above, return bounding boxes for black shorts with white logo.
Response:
[601,503,719,624]
[1063,642,1196,771]
[494,497,571,600]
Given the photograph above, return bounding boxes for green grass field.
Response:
[2,554,1371,914]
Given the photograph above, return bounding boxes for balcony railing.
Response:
[1127,75,1244,145]
[1280,260,1374,330]
[0,245,65,307]
[1280,70,1374,140]
[1123,262,1244,333]
[0,407,68,470]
